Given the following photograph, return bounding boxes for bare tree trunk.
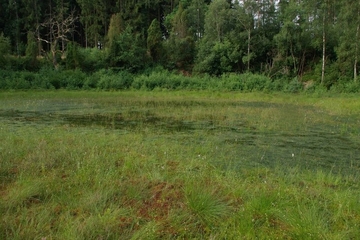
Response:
[52,39,58,69]
[321,13,326,84]
[49,0,53,52]
[247,29,251,71]
[290,41,297,75]
[85,22,88,48]
[34,0,41,56]
[355,23,359,82]
[37,27,41,56]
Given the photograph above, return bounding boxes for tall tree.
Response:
[164,3,195,70]
[186,0,207,40]
[337,0,360,82]
[0,32,10,68]
[76,0,108,48]
[147,18,163,63]
[25,31,39,69]
[231,0,257,71]
[107,25,147,72]
[195,0,240,75]
[204,0,230,42]
[250,0,280,74]
[7,0,22,55]
[303,0,338,84]
[107,13,123,49]
[274,0,312,77]
[22,0,43,55]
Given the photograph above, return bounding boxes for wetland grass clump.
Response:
[1,91,360,239]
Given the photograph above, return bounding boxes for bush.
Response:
[79,48,107,73]
[0,71,31,89]
[285,77,303,93]
[62,70,87,89]
[97,71,134,90]
[37,68,86,89]
[219,74,245,91]
[336,81,360,93]
[243,73,270,92]
[219,73,273,92]
[132,70,182,90]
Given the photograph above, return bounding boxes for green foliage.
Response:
[25,31,39,71]
[106,13,123,49]
[1,67,360,92]
[163,4,196,70]
[36,68,86,89]
[65,42,83,70]
[0,33,11,68]
[195,40,238,76]
[219,73,278,92]
[76,0,108,48]
[147,19,163,63]
[78,47,107,73]
[107,26,148,72]
[204,0,230,42]
[285,77,303,93]
[336,0,360,82]
[0,0,357,87]
[96,70,134,90]
[132,70,182,90]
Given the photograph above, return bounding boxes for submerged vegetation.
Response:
[1,91,360,239]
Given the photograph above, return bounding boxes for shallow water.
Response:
[1,95,359,175]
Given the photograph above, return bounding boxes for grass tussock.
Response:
[1,91,360,239]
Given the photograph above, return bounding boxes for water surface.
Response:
[1,94,359,175]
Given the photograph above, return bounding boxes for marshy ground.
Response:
[1,91,360,239]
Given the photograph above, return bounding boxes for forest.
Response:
[0,0,359,91]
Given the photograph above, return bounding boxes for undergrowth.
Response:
[1,68,360,93]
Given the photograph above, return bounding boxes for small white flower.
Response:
[292,153,295,157]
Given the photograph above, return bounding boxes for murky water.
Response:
[1,96,359,175]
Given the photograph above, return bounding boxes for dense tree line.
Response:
[0,0,359,88]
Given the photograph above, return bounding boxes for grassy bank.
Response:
[1,91,360,239]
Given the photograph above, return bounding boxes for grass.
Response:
[1,90,360,239]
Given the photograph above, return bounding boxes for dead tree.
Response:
[37,10,78,69]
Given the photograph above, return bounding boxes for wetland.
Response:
[1,91,360,239]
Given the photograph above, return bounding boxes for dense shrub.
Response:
[132,70,182,90]
[217,74,243,91]
[79,48,107,73]
[219,73,275,92]
[96,70,133,90]
[285,77,303,93]
[331,79,360,93]
[37,68,86,89]
[1,67,360,93]
[0,70,32,89]
[242,73,270,91]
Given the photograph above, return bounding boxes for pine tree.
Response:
[147,18,163,63]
